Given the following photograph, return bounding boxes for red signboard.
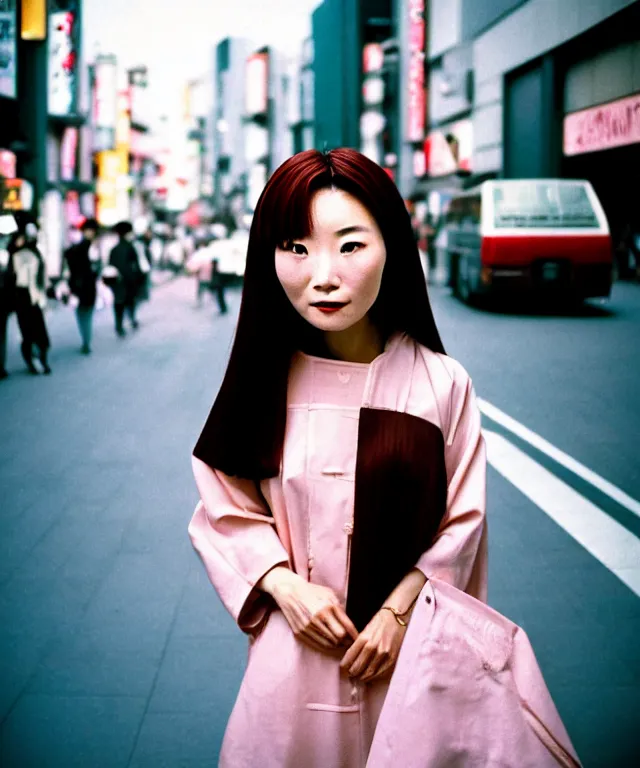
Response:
[564,93,640,156]
[0,149,17,178]
[363,43,383,73]
[407,0,426,143]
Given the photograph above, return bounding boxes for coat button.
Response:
[425,595,432,604]
[337,371,351,384]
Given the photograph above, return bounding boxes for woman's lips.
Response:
[312,302,349,313]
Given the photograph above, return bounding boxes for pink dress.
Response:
[189,333,488,767]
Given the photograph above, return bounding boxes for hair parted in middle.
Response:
[193,147,446,480]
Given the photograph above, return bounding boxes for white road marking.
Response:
[478,398,640,520]
[484,429,640,597]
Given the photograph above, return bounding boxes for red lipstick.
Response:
[312,301,348,313]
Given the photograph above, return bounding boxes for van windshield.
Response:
[492,182,599,228]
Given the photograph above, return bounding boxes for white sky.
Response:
[83,0,322,119]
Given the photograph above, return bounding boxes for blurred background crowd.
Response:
[1,0,640,379]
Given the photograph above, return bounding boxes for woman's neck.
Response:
[324,316,384,364]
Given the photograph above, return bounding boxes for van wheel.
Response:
[454,254,472,304]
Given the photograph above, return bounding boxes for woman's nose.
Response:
[312,253,340,290]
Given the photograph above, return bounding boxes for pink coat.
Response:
[189,333,490,766]
[367,578,581,767]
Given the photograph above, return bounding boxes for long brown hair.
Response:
[194,148,446,478]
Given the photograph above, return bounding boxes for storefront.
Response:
[558,27,640,277]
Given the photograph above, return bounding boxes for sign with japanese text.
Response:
[407,0,426,143]
[564,93,640,156]
[48,10,78,116]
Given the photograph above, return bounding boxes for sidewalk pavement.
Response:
[0,275,243,767]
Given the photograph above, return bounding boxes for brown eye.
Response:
[340,241,364,254]
[292,243,308,256]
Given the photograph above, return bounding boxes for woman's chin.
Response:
[304,314,353,332]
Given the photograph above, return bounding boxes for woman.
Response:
[10,224,52,375]
[188,149,487,767]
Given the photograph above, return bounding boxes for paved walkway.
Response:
[0,275,243,766]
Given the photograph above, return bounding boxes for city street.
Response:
[1,274,639,767]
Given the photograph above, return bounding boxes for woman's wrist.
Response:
[381,568,427,617]
[256,565,298,597]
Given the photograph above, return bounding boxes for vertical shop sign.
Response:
[60,127,78,181]
[93,54,118,152]
[48,10,78,115]
[407,0,425,143]
[0,0,17,98]
[245,50,269,117]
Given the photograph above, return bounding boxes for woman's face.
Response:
[275,188,386,334]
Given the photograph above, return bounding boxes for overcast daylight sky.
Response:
[83,0,322,118]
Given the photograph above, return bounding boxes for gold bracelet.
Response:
[380,606,409,626]
[380,592,420,627]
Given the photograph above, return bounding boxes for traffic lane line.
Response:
[480,415,640,540]
[478,397,640,520]
[484,429,640,598]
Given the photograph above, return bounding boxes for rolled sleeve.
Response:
[189,457,291,634]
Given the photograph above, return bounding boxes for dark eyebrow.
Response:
[334,225,371,237]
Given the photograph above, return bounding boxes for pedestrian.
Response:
[186,236,214,306]
[108,221,143,337]
[0,223,16,380]
[63,217,102,354]
[135,227,154,303]
[9,223,52,375]
[187,148,487,766]
[209,255,228,314]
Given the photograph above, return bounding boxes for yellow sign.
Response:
[21,0,47,41]
[96,150,119,217]
[1,179,34,211]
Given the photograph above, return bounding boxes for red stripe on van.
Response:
[481,234,612,266]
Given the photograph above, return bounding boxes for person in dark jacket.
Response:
[63,218,102,354]
[108,221,143,337]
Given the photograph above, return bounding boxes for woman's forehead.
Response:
[307,189,378,236]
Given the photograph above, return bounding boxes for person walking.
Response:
[108,221,143,337]
[63,217,102,354]
[10,223,52,375]
[209,255,228,315]
[0,230,15,380]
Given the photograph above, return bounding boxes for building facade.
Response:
[423,0,640,243]
[213,37,252,213]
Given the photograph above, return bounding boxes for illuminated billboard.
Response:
[245,50,269,117]
[0,0,16,99]
[48,10,78,116]
[93,54,118,152]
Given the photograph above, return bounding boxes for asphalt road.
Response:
[0,273,638,767]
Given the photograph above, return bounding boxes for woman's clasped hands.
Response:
[257,567,407,684]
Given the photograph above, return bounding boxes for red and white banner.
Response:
[407,0,426,143]
[564,93,640,156]
[245,51,269,117]
[363,43,383,73]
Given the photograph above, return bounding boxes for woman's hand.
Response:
[258,567,358,653]
[339,609,407,684]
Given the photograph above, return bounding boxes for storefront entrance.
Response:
[563,141,640,278]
